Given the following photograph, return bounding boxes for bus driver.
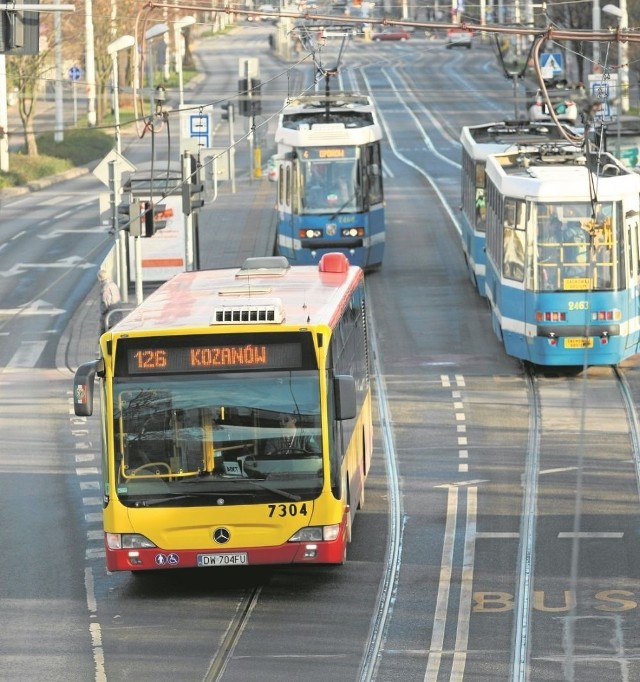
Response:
[264,414,319,455]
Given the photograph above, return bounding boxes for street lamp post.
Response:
[144,24,169,111]
[603,1,629,112]
[174,16,196,108]
[593,0,601,70]
[107,35,135,302]
[144,23,170,111]
[107,35,135,155]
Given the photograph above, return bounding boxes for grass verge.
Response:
[0,128,114,189]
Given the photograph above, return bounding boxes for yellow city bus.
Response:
[73,253,373,572]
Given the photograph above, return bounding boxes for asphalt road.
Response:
[3,22,640,682]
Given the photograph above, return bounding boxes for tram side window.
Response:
[537,208,562,291]
[502,198,525,282]
[365,143,383,205]
[285,165,291,206]
[592,205,616,289]
[485,180,499,262]
[475,165,486,231]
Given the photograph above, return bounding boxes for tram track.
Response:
[203,587,264,681]
[345,37,640,679]
[515,363,640,680]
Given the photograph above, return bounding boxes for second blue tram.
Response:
[273,92,385,270]
[460,120,580,296]
[484,144,640,366]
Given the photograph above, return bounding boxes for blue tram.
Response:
[484,144,640,366]
[273,92,385,270]
[460,120,580,296]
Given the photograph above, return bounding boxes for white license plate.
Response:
[197,552,248,567]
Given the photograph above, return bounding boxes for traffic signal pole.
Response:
[182,153,194,271]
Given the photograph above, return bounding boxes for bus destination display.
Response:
[127,342,302,374]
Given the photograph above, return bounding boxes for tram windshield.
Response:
[300,159,360,213]
[532,201,621,291]
[112,372,323,505]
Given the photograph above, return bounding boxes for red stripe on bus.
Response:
[141,259,185,267]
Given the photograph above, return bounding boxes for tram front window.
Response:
[302,160,358,213]
[535,202,618,291]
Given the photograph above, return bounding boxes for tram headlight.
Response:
[341,227,364,238]
[106,532,156,550]
[299,228,323,239]
[288,524,340,542]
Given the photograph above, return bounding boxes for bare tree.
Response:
[6,49,52,157]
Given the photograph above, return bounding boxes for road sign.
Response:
[540,53,563,78]
[68,65,82,81]
[589,73,617,121]
[93,149,136,188]
[180,106,214,153]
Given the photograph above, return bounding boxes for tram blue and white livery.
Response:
[484,144,640,366]
[273,92,385,270]
[460,120,580,296]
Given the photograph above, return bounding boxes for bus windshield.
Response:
[112,371,323,505]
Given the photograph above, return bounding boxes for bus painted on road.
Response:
[273,92,385,270]
[73,254,373,572]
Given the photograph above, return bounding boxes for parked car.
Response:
[446,28,473,49]
[257,4,278,21]
[371,27,410,41]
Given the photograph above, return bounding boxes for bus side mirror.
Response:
[73,359,102,417]
[334,375,356,421]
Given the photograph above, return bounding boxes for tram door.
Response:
[627,209,640,353]
[275,155,296,259]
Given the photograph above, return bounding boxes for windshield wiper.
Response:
[241,478,301,501]
[328,192,357,222]
[127,481,301,505]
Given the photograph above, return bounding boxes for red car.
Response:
[372,28,410,41]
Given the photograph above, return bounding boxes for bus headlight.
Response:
[106,533,157,550]
[288,524,340,542]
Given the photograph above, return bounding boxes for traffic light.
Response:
[119,195,143,236]
[182,153,205,216]
[221,102,234,123]
[182,180,204,216]
[143,202,173,237]
[250,78,261,116]
[238,78,262,117]
[0,7,40,55]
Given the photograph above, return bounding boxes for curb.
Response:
[1,164,92,200]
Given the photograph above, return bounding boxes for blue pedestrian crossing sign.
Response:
[540,53,564,78]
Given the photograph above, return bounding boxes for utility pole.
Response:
[84,0,96,125]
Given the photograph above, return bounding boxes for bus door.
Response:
[276,155,296,258]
